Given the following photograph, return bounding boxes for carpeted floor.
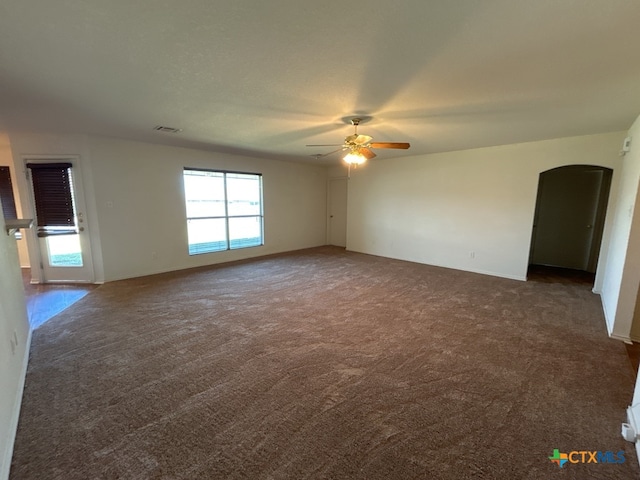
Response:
[10,247,640,479]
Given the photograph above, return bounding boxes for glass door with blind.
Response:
[25,159,94,283]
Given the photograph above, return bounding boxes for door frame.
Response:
[327,176,348,247]
[528,164,612,274]
[20,155,95,284]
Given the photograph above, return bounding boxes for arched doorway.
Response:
[529,165,612,274]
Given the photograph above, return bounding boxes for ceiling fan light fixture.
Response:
[343,151,367,165]
[306,115,409,165]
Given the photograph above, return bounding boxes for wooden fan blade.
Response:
[369,142,410,149]
[306,144,344,147]
[360,148,377,160]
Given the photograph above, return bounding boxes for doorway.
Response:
[529,165,612,273]
[24,158,94,283]
[328,177,347,247]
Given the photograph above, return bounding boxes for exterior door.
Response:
[530,165,611,272]
[328,177,347,247]
[25,158,94,283]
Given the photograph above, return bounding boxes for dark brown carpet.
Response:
[10,247,639,479]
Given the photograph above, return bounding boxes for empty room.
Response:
[3,1,640,479]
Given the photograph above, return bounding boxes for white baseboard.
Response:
[610,331,633,343]
[597,293,630,342]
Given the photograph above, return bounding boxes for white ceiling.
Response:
[1,0,640,165]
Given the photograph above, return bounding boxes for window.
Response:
[0,166,18,220]
[27,162,83,267]
[183,169,263,255]
[26,162,76,230]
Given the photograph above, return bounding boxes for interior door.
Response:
[26,159,94,283]
[530,166,607,271]
[328,177,347,247]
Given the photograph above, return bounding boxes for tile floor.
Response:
[22,269,97,329]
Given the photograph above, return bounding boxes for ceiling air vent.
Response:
[153,125,182,134]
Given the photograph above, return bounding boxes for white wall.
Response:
[347,131,625,281]
[600,117,640,340]
[8,133,328,282]
[618,118,640,460]
[0,207,31,479]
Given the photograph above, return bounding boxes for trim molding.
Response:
[610,331,633,344]
[600,293,617,338]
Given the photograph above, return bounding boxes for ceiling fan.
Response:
[307,117,410,165]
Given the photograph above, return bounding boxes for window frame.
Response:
[183,168,264,255]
